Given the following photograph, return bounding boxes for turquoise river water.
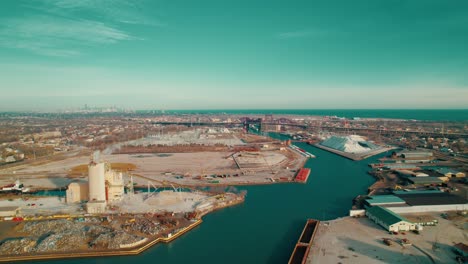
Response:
[32,140,389,264]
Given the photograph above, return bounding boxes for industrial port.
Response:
[287,128,468,263]
[3,1,468,262]
[0,113,313,261]
[0,112,467,263]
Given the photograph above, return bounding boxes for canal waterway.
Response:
[32,141,388,264]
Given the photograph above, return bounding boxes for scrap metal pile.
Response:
[0,215,173,255]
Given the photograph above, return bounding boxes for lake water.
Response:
[145,109,468,121]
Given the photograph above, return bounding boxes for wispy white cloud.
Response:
[0,0,158,57]
[0,16,134,57]
[0,38,81,57]
[34,0,160,26]
[5,16,133,44]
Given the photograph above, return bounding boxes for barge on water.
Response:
[288,219,320,264]
[294,168,310,183]
[289,145,316,158]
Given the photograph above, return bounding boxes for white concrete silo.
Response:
[88,162,106,201]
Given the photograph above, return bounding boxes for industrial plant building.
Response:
[65,182,89,203]
[407,177,444,185]
[397,149,433,159]
[66,156,125,214]
[395,170,429,178]
[435,168,466,178]
[383,164,420,170]
[364,195,406,207]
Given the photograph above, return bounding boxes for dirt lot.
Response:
[0,149,306,189]
[68,163,137,177]
[0,196,82,216]
[0,130,303,189]
[308,213,467,264]
[111,150,305,187]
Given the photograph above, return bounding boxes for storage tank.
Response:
[88,162,106,201]
[66,182,80,204]
[66,182,89,203]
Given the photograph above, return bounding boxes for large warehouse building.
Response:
[364,191,467,214]
[366,206,417,232]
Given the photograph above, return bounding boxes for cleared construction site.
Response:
[0,128,307,190]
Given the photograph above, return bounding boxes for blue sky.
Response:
[1,0,468,111]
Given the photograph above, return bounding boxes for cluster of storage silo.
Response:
[65,152,125,214]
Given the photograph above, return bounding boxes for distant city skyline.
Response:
[1,0,468,111]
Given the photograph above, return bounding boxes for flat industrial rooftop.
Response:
[395,193,467,206]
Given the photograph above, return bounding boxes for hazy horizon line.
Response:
[1,108,468,113]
